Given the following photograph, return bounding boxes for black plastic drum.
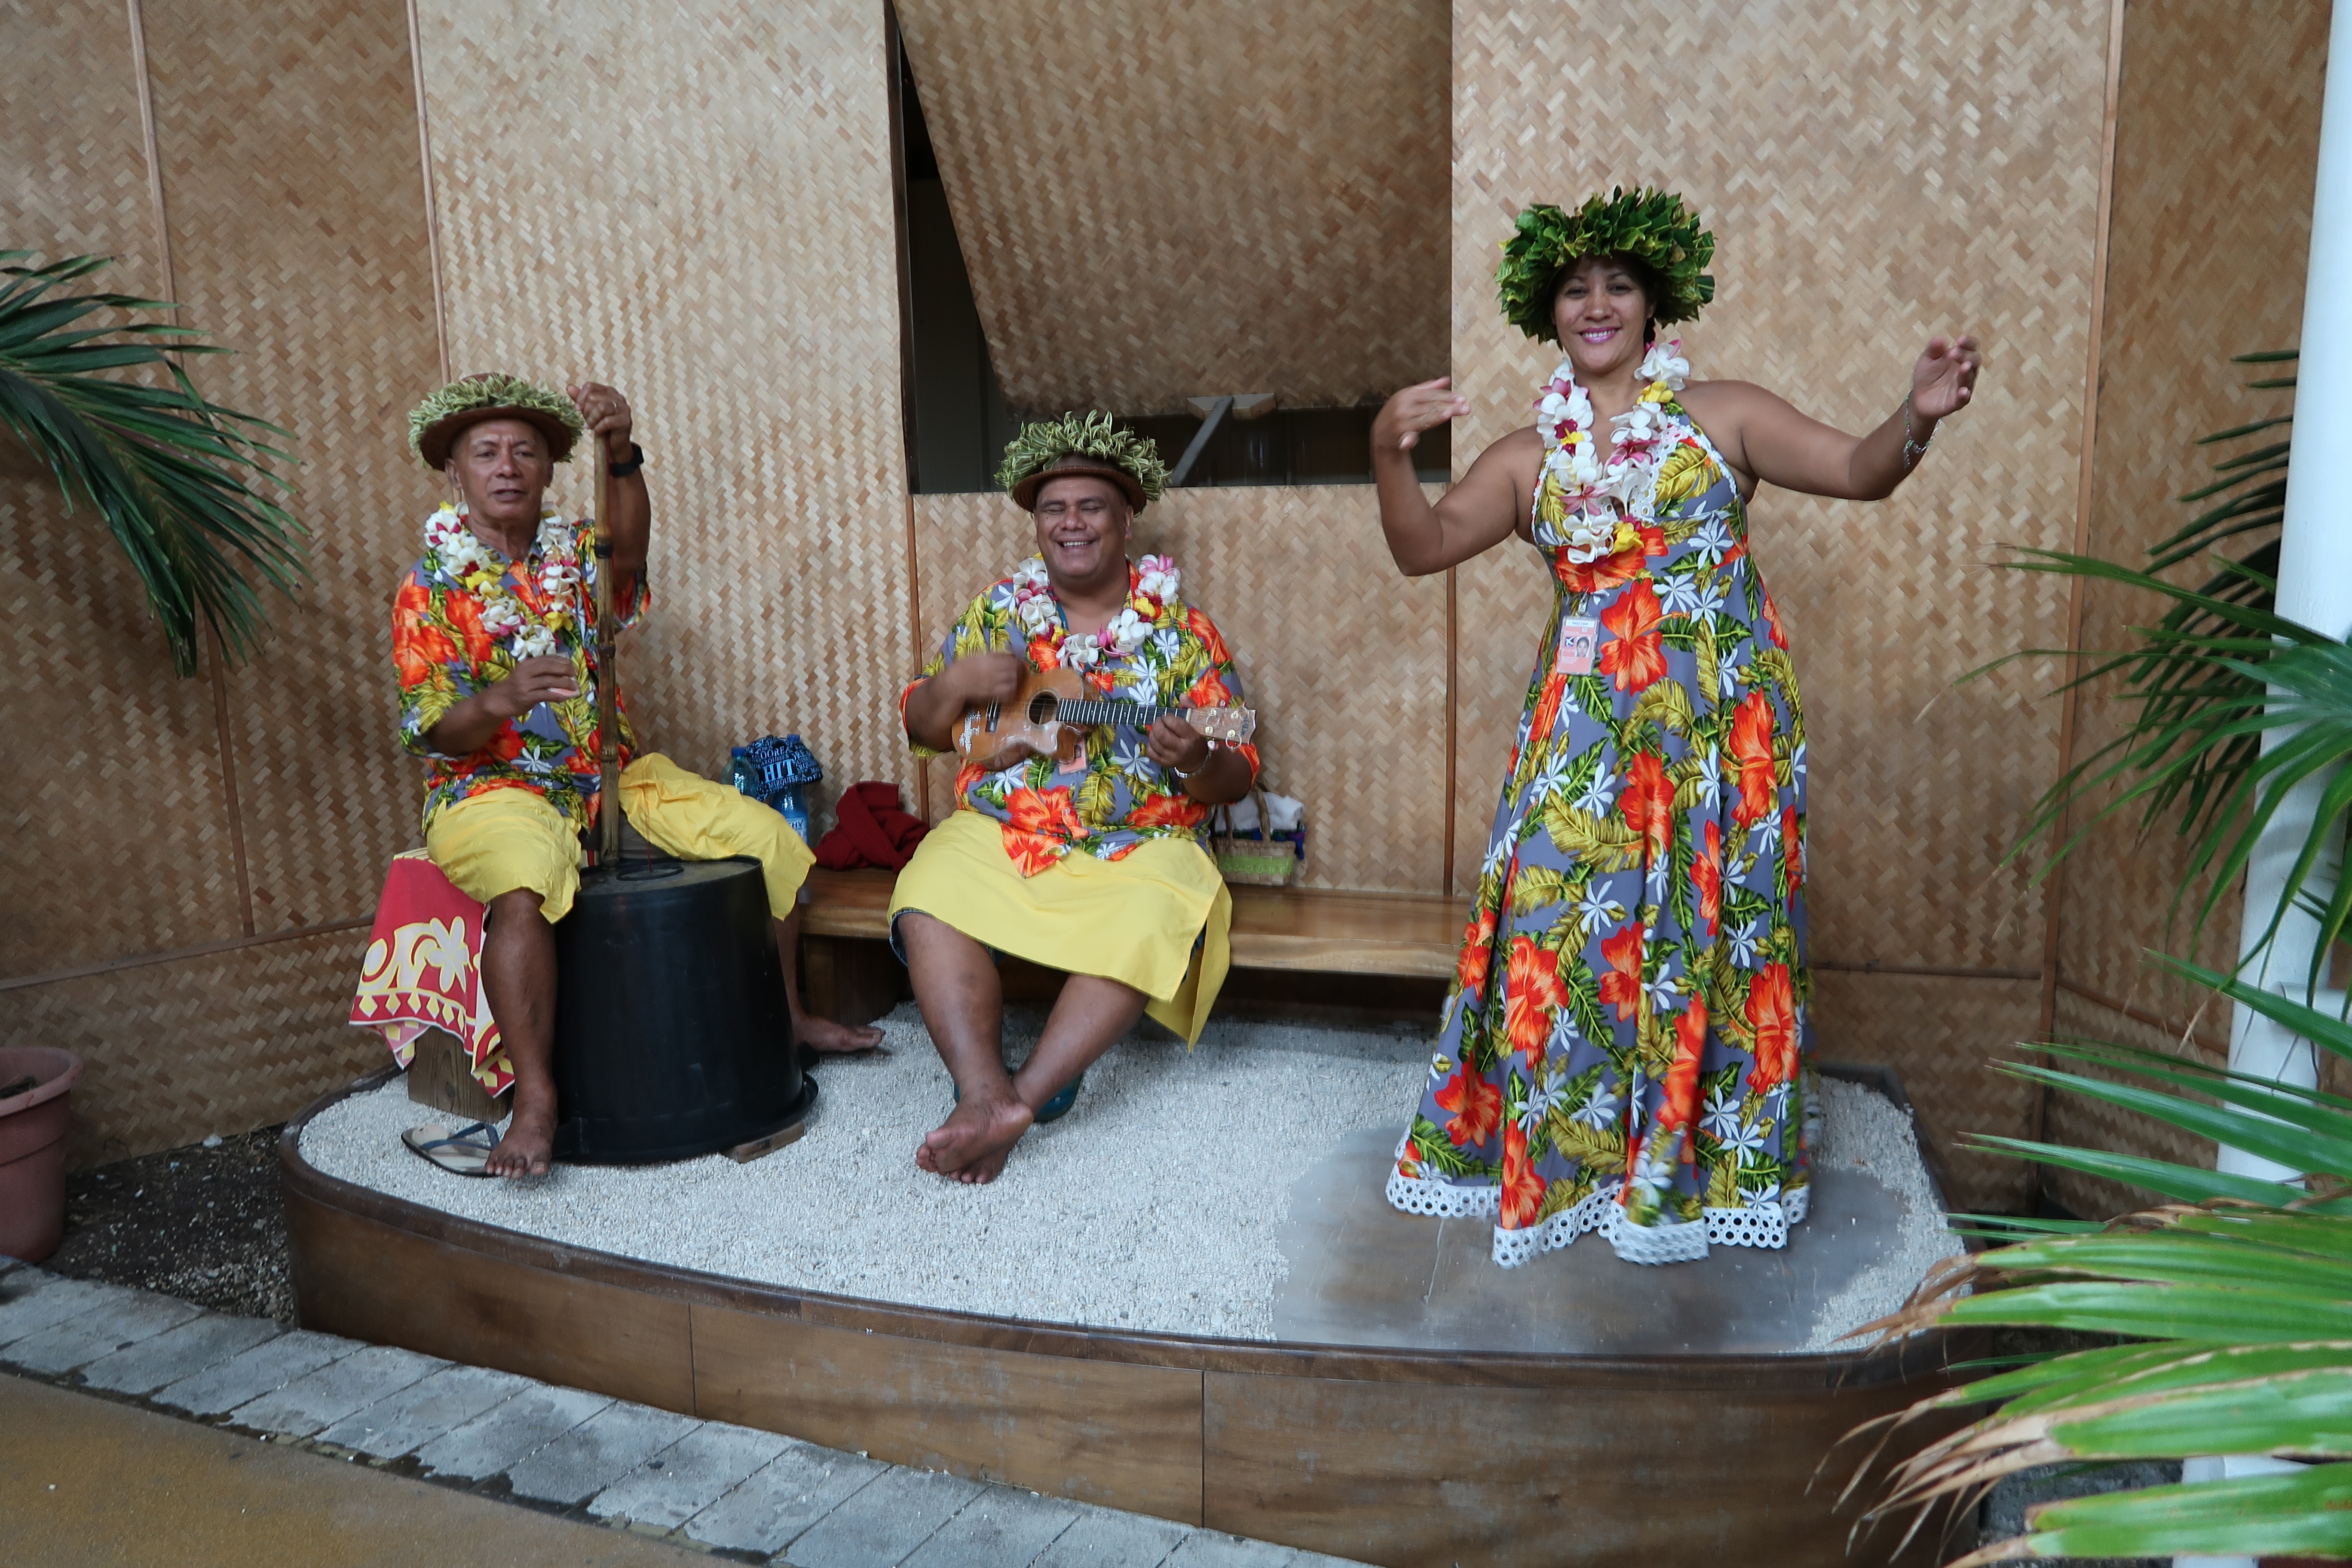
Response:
[549,854,814,1163]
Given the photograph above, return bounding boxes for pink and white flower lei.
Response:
[423,503,582,661]
[1006,553,1181,673]
[1533,339,1691,563]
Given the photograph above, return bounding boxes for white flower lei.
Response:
[1534,338,1691,562]
[1007,553,1180,672]
[423,503,582,661]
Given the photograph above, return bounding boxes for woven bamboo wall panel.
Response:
[1810,970,2043,1215]
[144,0,446,933]
[416,0,915,815]
[909,487,1450,894]
[12,931,383,1169]
[0,0,246,977]
[2043,987,2220,1219]
[1447,0,2107,985]
[2052,0,2325,1006]
[894,0,1450,415]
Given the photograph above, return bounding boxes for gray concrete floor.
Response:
[1,1258,1363,1568]
[1272,1124,1909,1353]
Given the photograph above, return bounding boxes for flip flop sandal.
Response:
[950,1069,1084,1125]
[402,1121,503,1177]
[1034,1071,1084,1125]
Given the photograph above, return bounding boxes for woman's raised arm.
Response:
[1369,377,1539,577]
[1683,334,1980,502]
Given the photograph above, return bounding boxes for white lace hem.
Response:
[1386,1134,1813,1268]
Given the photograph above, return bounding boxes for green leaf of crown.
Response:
[994,410,1169,504]
[1496,188,1717,344]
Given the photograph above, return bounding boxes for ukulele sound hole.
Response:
[1026,691,1059,725]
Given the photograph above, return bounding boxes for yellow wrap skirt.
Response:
[888,809,1231,1044]
[424,753,815,922]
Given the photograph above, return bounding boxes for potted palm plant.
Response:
[1844,353,2352,1563]
[0,249,306,1256]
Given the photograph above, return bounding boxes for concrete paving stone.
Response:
[682,1437,889,1556]
[1026,1505,1194,1568]
[412,1382,613,1481]
[227,1343,447,1438]
[2,1286,203,1376]
[783,1466,988,1568]
[0,1271,117,1348]
[903,1483,1082,1568]
[588,1419,793,1531]
[1162,1534,1299,1567]
[503,1400,702,1507]
[79,1313,282,1396]
[315,1363,537,1459]
[152,1328,361,1417]
[1288,1555,1368,1568]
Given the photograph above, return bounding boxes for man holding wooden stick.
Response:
[393,374,879,1177]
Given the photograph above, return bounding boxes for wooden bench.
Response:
[799,868,1468,1026]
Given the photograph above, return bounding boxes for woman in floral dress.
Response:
[1375,190,1979,1265]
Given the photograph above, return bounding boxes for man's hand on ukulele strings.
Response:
[487,654,580,716]
[944,652,1027,707]
[1146,714,1213,775]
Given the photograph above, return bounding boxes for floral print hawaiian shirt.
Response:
[903,562,1260,876]
[392,510,644,833]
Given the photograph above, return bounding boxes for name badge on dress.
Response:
[1554,616,1599,677]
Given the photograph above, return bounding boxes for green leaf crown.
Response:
[407,373,583,465]
[1496,188,1716,345]
[995,411,1167,505]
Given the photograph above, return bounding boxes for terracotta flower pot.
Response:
[0,1047,83,1263]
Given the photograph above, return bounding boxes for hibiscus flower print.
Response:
[1598,922,1646,1021]
[1005,785,1087,844]
[1782,804,1804,888]
[1617,750,1675,864]
[1498,1124,1548,1229]
[1693,820,1724,937]
[1503,935,1568,1069]
[1526,671,1568,750]
[1457,906,1499,996]
[1727,689,1777,827]
[1744,962,1799,1093]
[1434,1064,1503,1148]
[1654,994,1708,1135]
[1124,792,1207,832]
[1597,579,1667,692]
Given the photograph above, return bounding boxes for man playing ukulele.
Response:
[893,415,1260,1183]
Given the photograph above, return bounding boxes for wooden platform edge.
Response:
[279,1071,1980,1565]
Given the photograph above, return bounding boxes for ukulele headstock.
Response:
[1189,707,1257,744]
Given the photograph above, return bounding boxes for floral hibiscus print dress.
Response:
[1387,344,1815,1266]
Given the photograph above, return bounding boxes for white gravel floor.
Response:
[303,1006,1954,1348]
[1802,1074,1961,1351]
[304,1004,1425,1340]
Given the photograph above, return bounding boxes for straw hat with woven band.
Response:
[408,372,585,470]
[996,411,1169,513]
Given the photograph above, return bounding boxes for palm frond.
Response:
[0,249,307,675]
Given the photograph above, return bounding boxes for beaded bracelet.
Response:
[1901,398,1936,471]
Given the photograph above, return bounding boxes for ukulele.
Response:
[954,666,1257,772]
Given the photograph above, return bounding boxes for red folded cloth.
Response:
[814,781,930,871]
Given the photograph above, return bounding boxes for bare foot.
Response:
[915,1087,1032,1184]
[486,1098,555,1178]
[797,1014,885,1054]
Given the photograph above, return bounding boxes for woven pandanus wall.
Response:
[0,0,241,977]
[893,0,1451,416]
[1,0,444,1165]
[908,486,1451,896]
[2046,0,2327,1185]
[1446,0,2112,1209]
[413,0,915,815]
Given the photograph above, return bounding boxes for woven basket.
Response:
[1208,787,1303,887]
